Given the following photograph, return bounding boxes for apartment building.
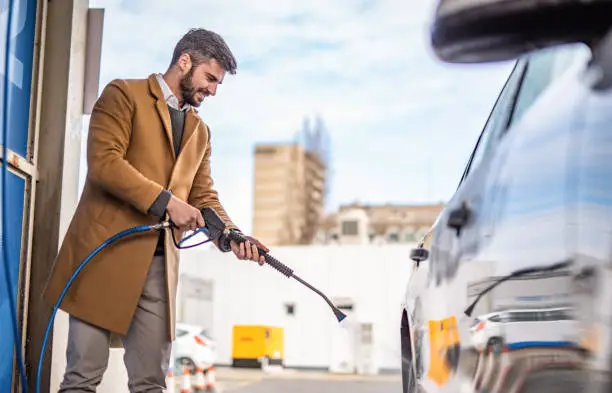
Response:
[316,202,445,245]
[252,143,326,246]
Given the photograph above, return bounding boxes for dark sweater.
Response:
[153,105,186,255]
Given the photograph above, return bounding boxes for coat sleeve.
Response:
[87,79,165,215]
[187,125,238,234]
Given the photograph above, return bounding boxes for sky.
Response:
[85,0,515,233]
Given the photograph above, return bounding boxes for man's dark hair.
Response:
[171,28,238,74]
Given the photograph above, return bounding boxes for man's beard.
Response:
[179,68,203,107]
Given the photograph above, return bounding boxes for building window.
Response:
[388,233,399,243]
[341,220,359,236]
[285,303,296,316]
[256,146,277,154]
[337,303,354,312]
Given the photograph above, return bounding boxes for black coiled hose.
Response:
[226,230,294,277]
[200,207,346,322]
[224,228,346,322]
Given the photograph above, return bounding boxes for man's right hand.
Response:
[166,196,204,231]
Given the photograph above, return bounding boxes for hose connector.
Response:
[150,221,171,231]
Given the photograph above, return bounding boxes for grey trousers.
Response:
[58,256,172,393]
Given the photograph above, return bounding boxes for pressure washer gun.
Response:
[200,207,347,323]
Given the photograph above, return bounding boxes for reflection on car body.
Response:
[469,307,578,354]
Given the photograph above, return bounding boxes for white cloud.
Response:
[87,0,513,233]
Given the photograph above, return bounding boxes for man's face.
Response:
[179,57,226,107]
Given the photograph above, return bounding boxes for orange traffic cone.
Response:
[180,366,192,393]
[205,366,216,392]
[193,367,206,392]
[164,367,175,393]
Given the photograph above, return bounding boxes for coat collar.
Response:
[147,74,199,114]
[147,74,202,164]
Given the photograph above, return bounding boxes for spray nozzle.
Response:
[201,207,347,323]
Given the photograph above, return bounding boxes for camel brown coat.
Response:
[43,74,237,341]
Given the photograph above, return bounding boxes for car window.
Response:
[458,60,526,185]
[509,43,590,127]
[458,43,589,187]
[488,315,501,323]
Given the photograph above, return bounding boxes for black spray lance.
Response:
[200,207,347,323]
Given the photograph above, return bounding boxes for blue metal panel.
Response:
[0,169,26,393]
[0,0,38,157]
[1,0,38,389]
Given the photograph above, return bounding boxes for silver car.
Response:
[401,1,612,392]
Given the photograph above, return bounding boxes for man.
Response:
[44,28,268,392]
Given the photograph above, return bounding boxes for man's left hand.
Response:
[230,236,268,266]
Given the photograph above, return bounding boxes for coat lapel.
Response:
[148,74,176,161]
[181,108,201,151]
[167,108,201,190]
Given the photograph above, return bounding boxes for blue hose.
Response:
[1,0,29,391]
[177,226,211,248]
[31,223,210,393]
[34,223,162,393]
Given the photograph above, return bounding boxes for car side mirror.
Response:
[410,247,429,267]
[429,0,611,63]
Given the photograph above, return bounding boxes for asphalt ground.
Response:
[174,367,402,393]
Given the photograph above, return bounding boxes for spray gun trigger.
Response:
[200,208,228,242]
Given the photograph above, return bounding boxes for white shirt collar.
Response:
[155,73,191,112]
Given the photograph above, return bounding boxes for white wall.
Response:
[178,244,415,371]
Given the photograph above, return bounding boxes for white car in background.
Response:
[171,322,217,374]
[469,307,578,355]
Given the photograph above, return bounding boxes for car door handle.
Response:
[447,202,472,236]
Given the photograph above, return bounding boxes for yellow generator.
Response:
[232,325,284,368]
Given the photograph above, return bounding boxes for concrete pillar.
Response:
[48,0,89,389]
[27,0,88,391]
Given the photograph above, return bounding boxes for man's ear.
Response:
[177,53,192,74]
